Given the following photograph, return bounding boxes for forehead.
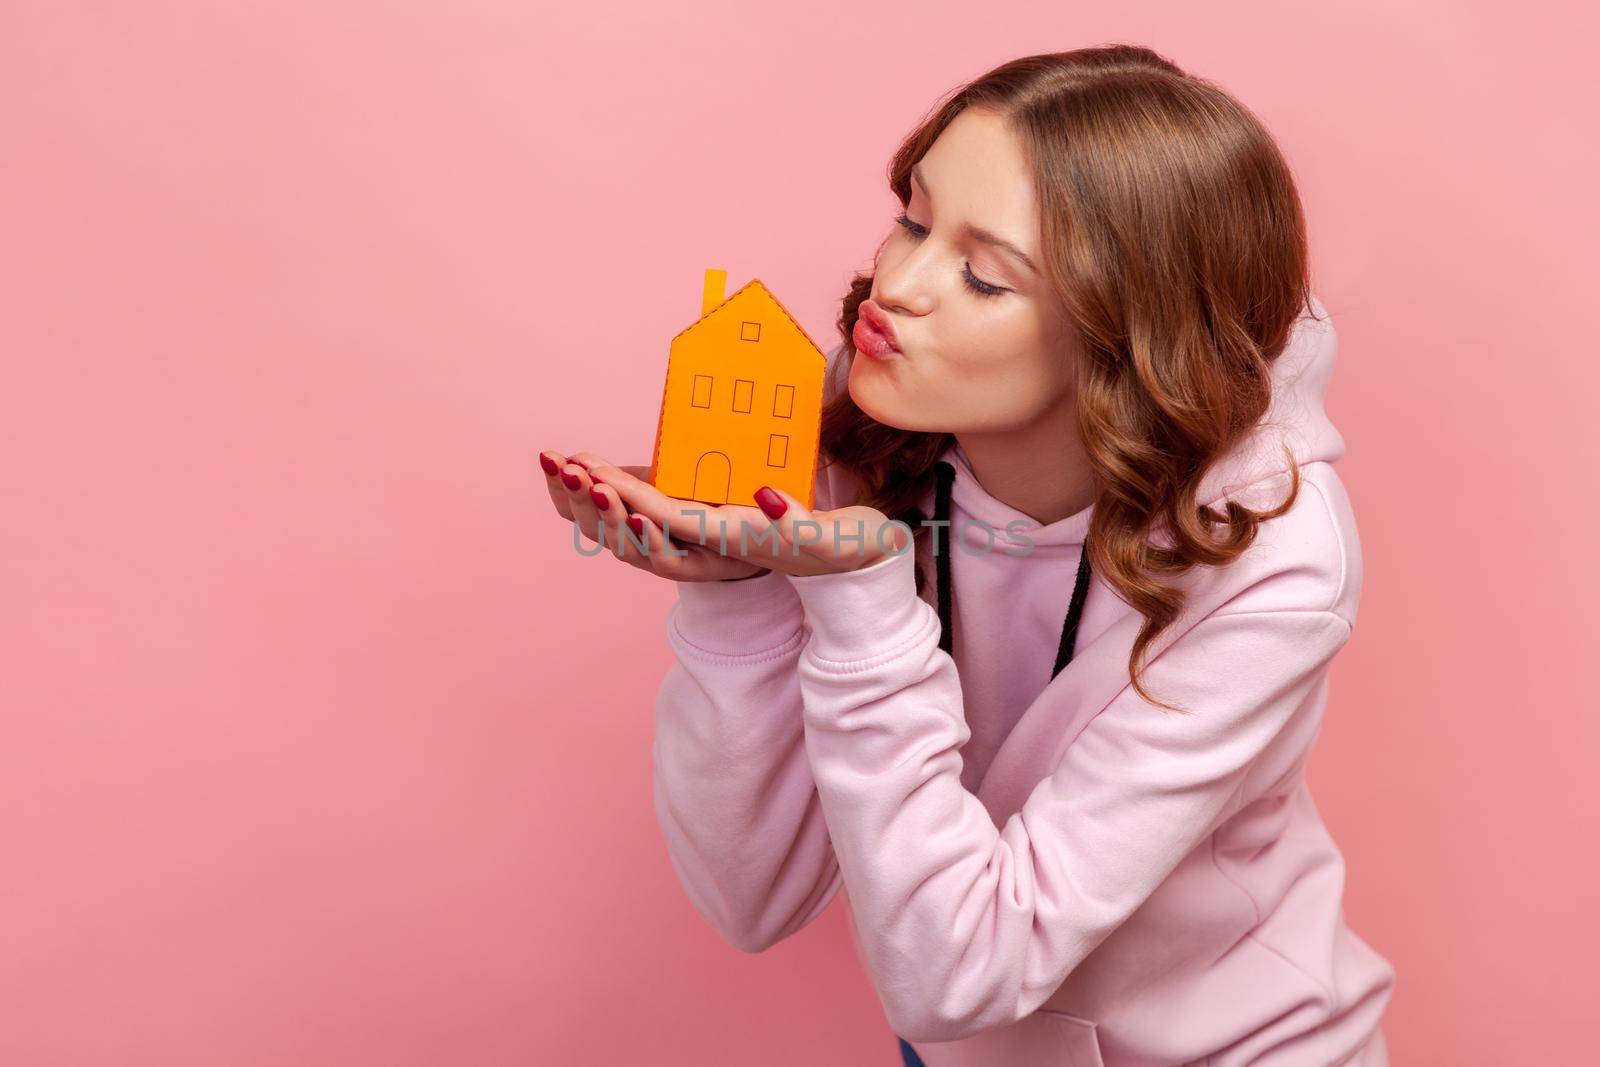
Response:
[914,109,1040,267]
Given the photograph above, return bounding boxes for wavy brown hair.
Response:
[820,44,1319,713]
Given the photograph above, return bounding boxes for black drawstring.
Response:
[933,461,956,656]
[930,460,1093,681]
[1052,528,1094,680]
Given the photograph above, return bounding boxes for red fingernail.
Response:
[754,486,787,519]
[561,471,582,491]
[589,486,610,511]
[627,515,646,538]
[539,453,559,476]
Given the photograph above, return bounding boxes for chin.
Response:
[846,365,898,424]
[847,366,927,432]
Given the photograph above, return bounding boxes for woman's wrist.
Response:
[787,548,926,660]
[720,568,772,582]
[673,566,803,657]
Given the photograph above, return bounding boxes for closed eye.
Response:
[894,213,1009,297]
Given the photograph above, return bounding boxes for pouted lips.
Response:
[854,299,903,360]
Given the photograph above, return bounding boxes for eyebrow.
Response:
[911,163,1039,275]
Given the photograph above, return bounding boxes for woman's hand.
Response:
[544,451,911,580]
[540,449,768,582]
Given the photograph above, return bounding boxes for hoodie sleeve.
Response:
[785,546,1353,1042]
[649,344,856,953]
[650,567,843,953]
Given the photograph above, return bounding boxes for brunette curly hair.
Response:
[820,44,1317,712]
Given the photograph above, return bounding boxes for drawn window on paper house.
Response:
[647,268,826,508]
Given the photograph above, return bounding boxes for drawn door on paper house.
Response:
[647,268,827,510]
[690,450,732,504]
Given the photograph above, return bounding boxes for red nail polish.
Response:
[561,471,582,491]
[589,486,610,510]
[627,515,646,538]
[754,486,787,519]
[539,453,559,476]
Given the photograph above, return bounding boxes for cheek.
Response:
[944,309,1039,378]
[942,319,1070,409]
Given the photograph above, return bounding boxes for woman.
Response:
[540,45,1395,1067]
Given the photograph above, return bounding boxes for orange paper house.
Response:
[647,268,826,509]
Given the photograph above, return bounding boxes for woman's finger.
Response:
[747,484,816,569]
[576,470,629,559]
[556,457,603,544]
[573,453,650,557]
[750,486,908,574]
[538,450,576,521]
[565,451,637,550]
[624,512,694,575]
[607,509,658,571]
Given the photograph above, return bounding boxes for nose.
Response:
[873,238,935,316]
[871,272,923,319]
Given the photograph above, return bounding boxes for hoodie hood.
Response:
[937,294,1343,551]
[1191,293,1344,508]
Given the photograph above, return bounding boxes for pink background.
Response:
[3,2,1595,1063]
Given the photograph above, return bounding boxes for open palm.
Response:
[539,450,908,582]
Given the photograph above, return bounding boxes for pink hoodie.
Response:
[650,296,1396,1066]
